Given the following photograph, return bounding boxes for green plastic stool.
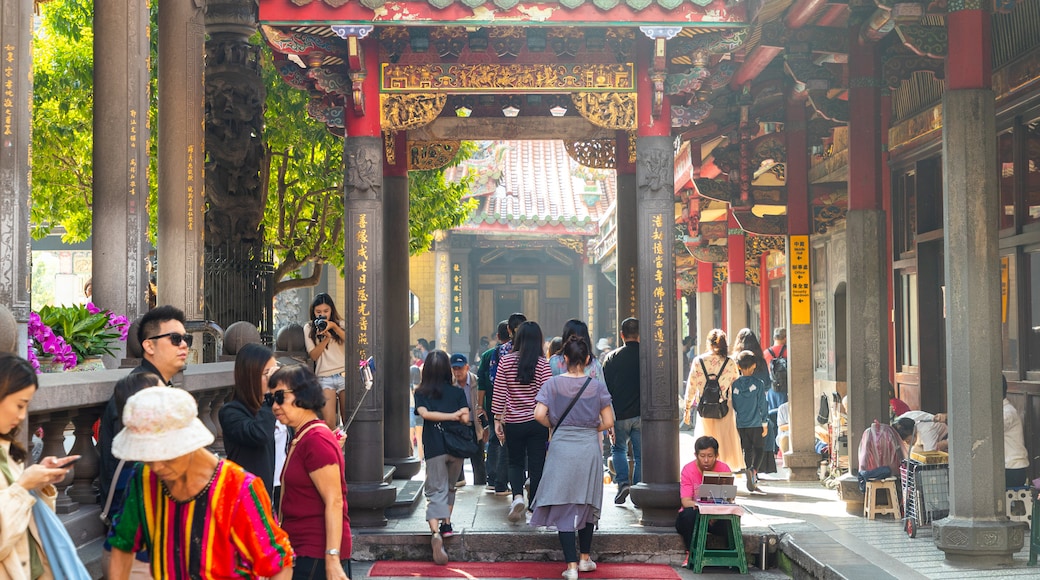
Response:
[687,513,748,574]
[1029,488,1038,566]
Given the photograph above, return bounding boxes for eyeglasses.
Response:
[263,390,292,406]
[146,332,194,347]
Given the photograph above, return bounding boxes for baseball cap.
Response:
[450,353,467,367]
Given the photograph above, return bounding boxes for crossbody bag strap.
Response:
[100,459,126,524]
[277,421,327,520]
[554,377,592,429]
[717,357,730,399]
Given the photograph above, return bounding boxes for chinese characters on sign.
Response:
[186,145,196,231]
[437,253,450,349]
[129,110,138,200]
[587,284,595,340]
[355,213,370,359]
[452,262,463,336]
[790,235,810,325]
[3,45,13,137]
[650,214,667,368]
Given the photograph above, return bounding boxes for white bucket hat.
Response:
[112,386,214,462]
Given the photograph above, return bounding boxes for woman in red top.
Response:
[675,436,732,563]
[492,321,553,523]
[269,365,351,580]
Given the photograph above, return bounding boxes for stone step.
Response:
[386,479,425,517]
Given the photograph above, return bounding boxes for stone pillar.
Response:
[782,95,819,480]
[726,211,747,336]
[628,31,679,527]
[696,261,714,353]
[157,0,206,321]
[92,0,150,344]
[932,3,1025,563]
[0,0,32,353]
[383,132,420,480]
[615,131,638,321]
[341,36,395,527]
[844,35,888,473]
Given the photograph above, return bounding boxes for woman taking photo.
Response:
[413,350,471,565]
[219,343,279,497]
[531,336,614,580]
[492,321,553,523]
[0,353,80,579]
[269,365,351,580]
[305,293,347,429]
[683,329,744,471]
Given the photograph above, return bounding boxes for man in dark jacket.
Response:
[602,317,641,504]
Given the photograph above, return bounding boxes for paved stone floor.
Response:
[351,431,1036,579]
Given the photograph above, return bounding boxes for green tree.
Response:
[261,46,476,295]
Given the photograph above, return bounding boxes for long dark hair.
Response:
[234,343,273,413]
[0,353,38,464]
[416,350,452,399]
[559,318,596,362]
[308,293,344,345]
[513,321,545,384]
[561,335,590,371]
[733,328,767,375]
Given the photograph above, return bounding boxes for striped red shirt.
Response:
[491,353,552,423]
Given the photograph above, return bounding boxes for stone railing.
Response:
[29,362,235,578]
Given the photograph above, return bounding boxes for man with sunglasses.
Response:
[98,305,191,577]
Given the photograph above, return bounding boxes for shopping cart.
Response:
[900,457,949,538]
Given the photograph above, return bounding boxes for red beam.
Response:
[729,46,783,89]
[785,0,827,29]
[815,4,847,27]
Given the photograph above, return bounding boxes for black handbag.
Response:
[437,420,480,458]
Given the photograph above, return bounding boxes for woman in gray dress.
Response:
[531,335,615,580]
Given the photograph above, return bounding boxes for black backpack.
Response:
[768,345,788,394]
[697,357,730,419]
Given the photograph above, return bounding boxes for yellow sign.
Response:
[790,235,811,325]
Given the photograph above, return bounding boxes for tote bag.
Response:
[30,490,92,580]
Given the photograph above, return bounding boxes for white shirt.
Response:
[1003,399,1029,470]
[896,410,948,452]
[273,422,288,487]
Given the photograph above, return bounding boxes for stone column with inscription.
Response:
[726,211,748,337]
[93,0,150,349]
[448,246,473,357]
[628,29,680,527]
[0,0,32,353]
[383,132,420,479]
[615,131,638,321]
[157,0,206,324]
[433,242,451,353]
[342,35,396,527]
[932,1,1025,564]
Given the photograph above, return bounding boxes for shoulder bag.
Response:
[437,419,480,458]
[31,490,92,580]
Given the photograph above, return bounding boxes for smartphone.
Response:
[59,456,81,468]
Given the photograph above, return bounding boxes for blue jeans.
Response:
[611,416,641,486]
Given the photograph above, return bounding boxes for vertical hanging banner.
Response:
[452,262,463,336]
[790,235,810,325]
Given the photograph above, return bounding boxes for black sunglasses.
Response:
[145,332,194,347]
[263,390,292,406]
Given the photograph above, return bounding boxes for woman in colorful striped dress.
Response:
[108,387,294,579]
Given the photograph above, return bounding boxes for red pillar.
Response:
[946,8,991,90]
[697,260,713,294]
[759,252,770,341]
[848,38,882,211]
[881,91,896,387]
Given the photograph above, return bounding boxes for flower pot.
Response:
[38,355,105,373]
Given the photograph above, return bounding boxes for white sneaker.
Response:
[561,568,578,580]
[508,496,526,522]
[577,559,597,572]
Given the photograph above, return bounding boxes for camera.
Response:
[314,315,328,332]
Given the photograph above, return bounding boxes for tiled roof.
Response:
[446,140,616,235]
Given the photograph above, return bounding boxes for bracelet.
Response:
[325,548,340,556]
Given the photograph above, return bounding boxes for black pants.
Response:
[675,507,728,551]
[503,420,548,503]
[293,556,350,580]
[559,526,594,563]
[737,427,765,474]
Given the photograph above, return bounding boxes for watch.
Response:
[325,549,340,557]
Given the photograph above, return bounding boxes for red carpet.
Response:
[367,561,681,579]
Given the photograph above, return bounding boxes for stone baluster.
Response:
[40,414,77,514]
[67,408,102,505]
[209,389,230,456]
[195,390,219,439]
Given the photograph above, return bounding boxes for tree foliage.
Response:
[261,45,477,295]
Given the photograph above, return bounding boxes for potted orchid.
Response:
[27,303,130,372]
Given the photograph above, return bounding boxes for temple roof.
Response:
[445,140,615,236]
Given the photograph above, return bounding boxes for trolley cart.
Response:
[900,458,949,538]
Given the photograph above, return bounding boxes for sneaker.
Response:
[577,559,597,572]
[562,568,578,580]
[508,496,526,522]
[614,483,631,505]
[494,489,511,496]
[455,479,467,488]
[746,474,755,492]
[681,551,689,568]
[431,532,448,565]
[438,522,454,538]
[485,484,496,491]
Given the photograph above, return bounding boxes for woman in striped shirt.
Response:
[492,321,553,523]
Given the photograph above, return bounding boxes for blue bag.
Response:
[30,490,92,580]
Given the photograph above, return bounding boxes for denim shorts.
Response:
[319,373,345,392]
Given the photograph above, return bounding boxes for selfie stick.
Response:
[342,357,375,431]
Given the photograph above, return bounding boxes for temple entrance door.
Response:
[495,289,523,327]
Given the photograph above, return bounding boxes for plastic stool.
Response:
[1029,489,1038,566]
[1006,487,1033,524]
[864,478,900,520]
[687,513,748,574]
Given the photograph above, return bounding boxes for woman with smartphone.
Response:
[305,293,347,430]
